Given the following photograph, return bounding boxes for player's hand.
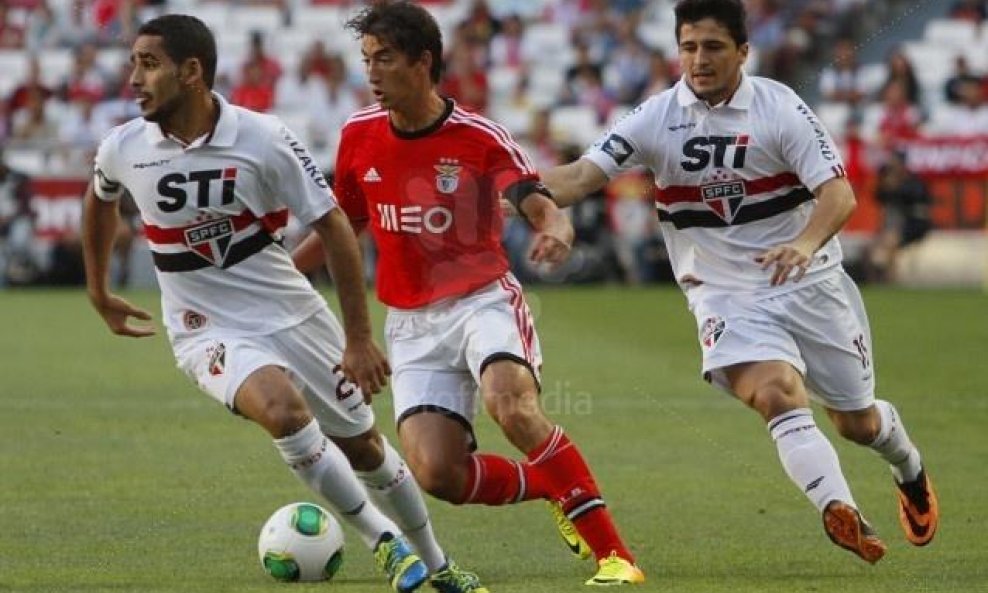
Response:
[90,293,156,337]
[341,337,391,400]
[755,240,815,286]
[528,208,574,267]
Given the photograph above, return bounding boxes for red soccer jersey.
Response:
[335,99,538,308]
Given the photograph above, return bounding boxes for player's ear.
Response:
[180,57,204,89]
[738,42,750,65]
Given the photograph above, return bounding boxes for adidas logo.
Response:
[363,167,382,182]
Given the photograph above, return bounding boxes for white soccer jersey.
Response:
[584,74,846,299]
[93,93,332,341]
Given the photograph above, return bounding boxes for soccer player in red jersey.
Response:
[294,1,644,586]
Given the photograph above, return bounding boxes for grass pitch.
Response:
[1,286,986,593]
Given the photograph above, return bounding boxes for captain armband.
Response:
[503,179,558,224]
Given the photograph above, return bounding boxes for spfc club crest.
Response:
[434,158,461,194]
[701,316,726,349]
[184,217,234,266]
[208,343,226,376]
[701,169,746,223]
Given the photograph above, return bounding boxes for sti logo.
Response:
[701,179,746,223]
[184,218,234,265]
[681,135,749,172]
[157,168,237,213]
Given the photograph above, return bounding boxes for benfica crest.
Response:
[434,158,462,194]
[184,218,234,266]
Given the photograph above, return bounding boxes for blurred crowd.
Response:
[1,0,982,287]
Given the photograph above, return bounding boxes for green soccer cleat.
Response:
[585,552,645,586]
[549,501,592,560]
[429,559,490,593]
[374,533,429,592]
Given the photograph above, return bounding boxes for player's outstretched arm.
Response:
[309,208,390,398]
[81,182,155,337]
[541,158,610,208]
[755,176,857,286]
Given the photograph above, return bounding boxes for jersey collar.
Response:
[675,72,754,111]
[143,92,239,148]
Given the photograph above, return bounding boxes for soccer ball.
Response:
[257,502,345,582]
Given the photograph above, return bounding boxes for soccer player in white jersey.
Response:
[81,14,483,592]
[543,0,939,564]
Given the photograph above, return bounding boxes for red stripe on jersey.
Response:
[498,275,535,365]
[655,172,801,205]
[143,209,289,245]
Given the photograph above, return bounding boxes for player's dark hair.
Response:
[137,14,217,89]
[346,0,444,84]
[674,0,748,47]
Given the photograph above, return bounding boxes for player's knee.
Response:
[253,395,311,438]
[747,375,806,419]
[485,388,540,429]
[831,408,880,445]
[408,457,466,503]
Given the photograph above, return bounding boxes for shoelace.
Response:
[375,539,400,576]
[434,565,480,589]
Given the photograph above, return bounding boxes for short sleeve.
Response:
[263,120,338,226]
[93,137,125,202]
[777,95,847,192]
[483,121,539,194]
[583,104,648,178]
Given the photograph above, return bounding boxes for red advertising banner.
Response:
[28,179,88,242]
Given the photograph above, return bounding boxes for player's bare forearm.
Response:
[541,158,609,207]
[82,182,155,337]
[520,193,574,265]
[756,176,856,285]
[291,230,325,274]
[797,177,856,252]
[310,208,389,395]
[310,208,373,342]
[82,181,119,302]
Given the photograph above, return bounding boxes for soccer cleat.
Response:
[585,552,645,586]
[822,501,887,564]
[895,468,939,546]
[429,559,490,593]
[374,533,429,593]
[549,501,592,560]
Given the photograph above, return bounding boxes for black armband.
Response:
[503,179,557,222]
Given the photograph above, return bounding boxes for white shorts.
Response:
[172,309,375,438]
[385,273,542,440]
[693,270,875,411]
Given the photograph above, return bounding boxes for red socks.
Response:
[459,426,633,563]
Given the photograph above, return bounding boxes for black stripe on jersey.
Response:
[657,187,814,229]
[151,229,276,272]
[95,167,120,193]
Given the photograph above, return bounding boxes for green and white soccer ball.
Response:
[258,502,345,582]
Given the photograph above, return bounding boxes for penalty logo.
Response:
[701,316,726,349]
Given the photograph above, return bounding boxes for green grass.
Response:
[1,286,987,593]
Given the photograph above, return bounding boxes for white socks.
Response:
[768,409,855,512]
[273,420,399,548]
[869,400,922,483]
[357,437,447,571]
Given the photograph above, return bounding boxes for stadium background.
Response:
[0,0,986,288]
[1,2,987,593]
